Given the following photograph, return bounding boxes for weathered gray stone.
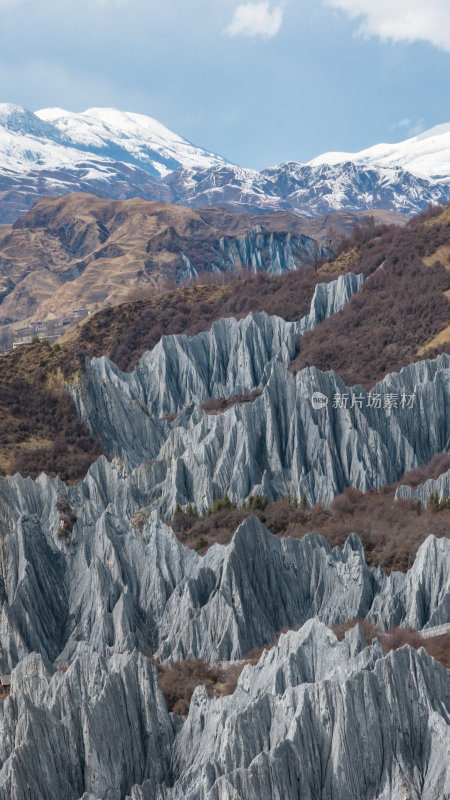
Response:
[0,649,173,800]
[0,477,448,665]
[128,624,450,800]
[0,266,448,799]
[396,467,450,504]
[0,620,447,800]
[64,268,449,516]
[71,272,364,464]
[71,350,450,517]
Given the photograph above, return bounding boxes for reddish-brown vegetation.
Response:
[200,389,262,414]
[332,618,382,643]
[400,451,450,488]
[292,208,450,387]
[153,618,449,717]
[75,267,338,372]
[0,343,103,481]
[333,618,450,669]
[154,658,244,716]
[170,462,450,574]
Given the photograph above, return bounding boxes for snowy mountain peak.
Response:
[0,102,56,138]
[0,103,228,181]
[308,122,450,180]
[32,105,228,176]
[0,103,449,223]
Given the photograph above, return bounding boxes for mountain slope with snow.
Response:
[0,104,450,222]
[308,123,450,180]
[0,103,228,178]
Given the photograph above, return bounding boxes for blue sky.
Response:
[1,0,449,169]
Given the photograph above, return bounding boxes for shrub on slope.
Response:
[293,207,450,387]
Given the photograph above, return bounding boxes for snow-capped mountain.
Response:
[308,123,450,181]
[0,103,449,222]
[0,103,227,178]
[165,161,449,217]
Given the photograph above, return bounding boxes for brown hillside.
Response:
[0,193,367,330]
[68,267,338,371]
[0,341,103,481]
[292,206,450,387]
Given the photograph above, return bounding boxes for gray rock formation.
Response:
[72,303,450,513]
[0,649,173,800]
[67,271,450,516]
[1,621,448,800]
[395,467,450,504]
[73,272,363,424]
[0,237,448,796]
[0,474,448,665]
[0,457,448,798]
[143,624,450,800]
[212,228,330,275]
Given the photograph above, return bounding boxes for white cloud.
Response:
[389,118,410,131]
[223,2,284,40]
[389,117,426,137]
[324,0,450,52]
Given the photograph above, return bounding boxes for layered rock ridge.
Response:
[70,269,449,513]
[141,624,450,800]
[0,481,448,666]
[0,620,448,800]
[0,452,448,798]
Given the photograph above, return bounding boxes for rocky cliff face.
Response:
[0,466,448,666]
[70,270,449,515]
[0,238,448,797]
[212,229,328,275]
[0,617,448,800]
[71,273,367,484]
[0,445,449,798]
[0,649,174,800]
[150,625,450,800]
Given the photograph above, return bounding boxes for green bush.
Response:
[194,534,208,552]
[427,490,440,512]
[244,493,268,511]
[206,491,236,515]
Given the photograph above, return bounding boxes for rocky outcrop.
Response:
[154,518,449,661]
[210,229,330,275]
[0,474,448,665]
[71,292,450,512]
[73,272,363,426]
[0,649,173,800]
[0,622,448,800]
[148,624,450,800]
[0,451,448,798]
[396,468,450,504]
